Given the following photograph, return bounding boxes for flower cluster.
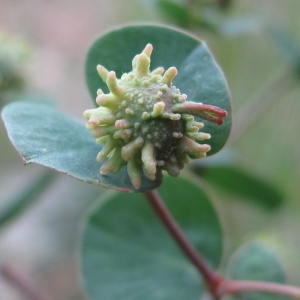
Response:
[84,44,227,189]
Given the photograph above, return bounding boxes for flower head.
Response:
[84,44,227,189]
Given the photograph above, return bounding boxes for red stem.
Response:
[144,190,223,293]
[222,280,300,298]
[172,103,227,125]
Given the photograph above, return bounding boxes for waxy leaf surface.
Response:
[1,101,162,192]
[226,242,288,300]
[81,176,223,300]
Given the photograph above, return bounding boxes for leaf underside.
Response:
[1,101,162,192]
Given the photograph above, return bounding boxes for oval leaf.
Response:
[226,242,288,300]
[1,101,162,192]
[81,176,223,300]
[192,164,284,209]
[85,25,231,155]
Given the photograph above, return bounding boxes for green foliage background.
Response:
[0,0,300,299]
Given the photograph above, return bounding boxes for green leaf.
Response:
[1,101,162,192]
[156,0,194,27]
[85,25,231,155]
[192,165,284,209]
[0,170,56,227]
[81,176,223,300]
[226,242,288,300]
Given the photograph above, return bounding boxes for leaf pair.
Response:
[82,176,288,300]
[2,25,231,192]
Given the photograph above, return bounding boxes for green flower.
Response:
[84,44,227,189]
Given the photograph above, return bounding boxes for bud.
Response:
[84,44,227,189]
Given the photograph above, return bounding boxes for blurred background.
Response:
[1,0,300,299]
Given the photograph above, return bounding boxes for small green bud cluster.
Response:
[84,44,227,189]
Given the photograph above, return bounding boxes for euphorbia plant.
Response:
[2,25,300,299]
[83,43,227,189]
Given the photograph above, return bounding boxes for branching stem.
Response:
[144,189,222,294]
[144,189,300,299]
[222,280,300,298]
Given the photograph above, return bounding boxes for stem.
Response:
[144,189,222,292]
[172,103,227,125]
[144,190,300,299]
[222,280,300,298]
[1,264,48,300]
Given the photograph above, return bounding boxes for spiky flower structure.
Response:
[84,44,227,189]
